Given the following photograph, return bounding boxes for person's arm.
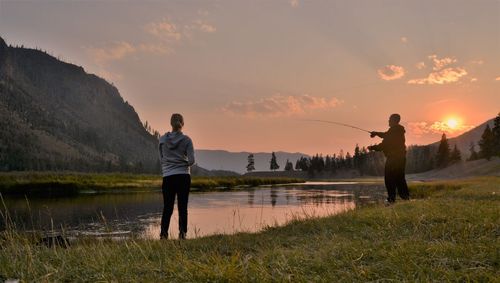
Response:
[370,131,387,138]
[186,138,195,166]
[158,143,164,159]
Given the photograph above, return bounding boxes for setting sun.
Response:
[446,118,460,129]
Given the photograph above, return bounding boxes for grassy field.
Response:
[0,172,304,195]
[0,177,498,281]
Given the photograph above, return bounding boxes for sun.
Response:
[446,118,459,129]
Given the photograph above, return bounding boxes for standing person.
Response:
[158,113,195,239]
[368,114,410,205]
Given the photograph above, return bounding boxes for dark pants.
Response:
[160,174,191,238]
[384,157,410,203]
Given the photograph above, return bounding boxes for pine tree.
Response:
[492,113,500,156]
[270,152,280,171]
[468,142,479,161]
[450,144,462,164]
[436,133,451,167]
[353,144,361,171]
[284,159,294,171]
[246,153,255,172]
[478,124,495,160]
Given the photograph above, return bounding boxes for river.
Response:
[1,182,386,239]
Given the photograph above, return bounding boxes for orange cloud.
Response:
[400,37,408,44]
[147,19,217,42]
[429,54,456,71]
[377,65,405,81]
[408,67,467,85]
[199,23,216,33]
[415,61,426,70]
[222,94,342,117]
[290,0,299,8]
[146,19,182,41]
[407,121,474,137]
[86,41,136,65]
[408,55,469,85]
[495,76,500,81]
[86,41,172,65]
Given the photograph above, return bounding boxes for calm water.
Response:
[1,182,386,239]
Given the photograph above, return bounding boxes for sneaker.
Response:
[178,232,186,240]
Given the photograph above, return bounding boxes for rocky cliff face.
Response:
[0,37,159,172]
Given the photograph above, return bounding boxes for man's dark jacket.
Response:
[371,124,406,159]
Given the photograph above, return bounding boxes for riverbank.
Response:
[1,177,498,281]
[0,172,304,196]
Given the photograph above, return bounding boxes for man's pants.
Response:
[160,174,191,238]
[384,157,410,203]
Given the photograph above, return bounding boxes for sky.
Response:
[0,0,499,155]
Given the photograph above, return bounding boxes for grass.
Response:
[0,177,498,281]
[0,172,304,195]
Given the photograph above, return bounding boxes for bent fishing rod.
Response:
[301,119,371,133]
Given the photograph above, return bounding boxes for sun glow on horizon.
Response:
[446,117,460,129]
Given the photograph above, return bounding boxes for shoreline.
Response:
[1,177,498,281]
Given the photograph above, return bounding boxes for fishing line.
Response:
[301,119,371,133]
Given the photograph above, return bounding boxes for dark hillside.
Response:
[0,37,158,172]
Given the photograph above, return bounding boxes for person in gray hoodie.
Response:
[158,113,195,239]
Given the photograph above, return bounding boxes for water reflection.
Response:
[1,183,386,239]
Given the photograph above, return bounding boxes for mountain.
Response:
[429,118,495,158]
[0,37,159,172]
[194,149,309,174]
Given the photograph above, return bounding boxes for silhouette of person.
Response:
[368,114,410,204]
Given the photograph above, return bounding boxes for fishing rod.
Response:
[302,119,372,133]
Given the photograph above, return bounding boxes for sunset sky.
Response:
[1,0,499,155]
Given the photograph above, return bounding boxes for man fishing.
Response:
[368,114,410,205]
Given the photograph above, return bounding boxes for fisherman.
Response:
[368,114,410,205]
[158,113,195,239]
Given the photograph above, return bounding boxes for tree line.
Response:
[246,113,500,176]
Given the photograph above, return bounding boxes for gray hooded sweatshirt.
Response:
[158,131,195,177]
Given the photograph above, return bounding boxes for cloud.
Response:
[408,55,468,85]
[407,121,474,137]
[470,59,484,65]
[290,0,299,8]
[147,19,217,42]
[377,65,405,81]
[400,37,408,44]
[86,41,172,65]
[470,78,478,83]
[146,19,182,41]
[87,17,216,65]
[408,67,467,85]
[222,94,342,117]
[415,61,426,70]
[495,76,500,81]
[86,41,136,65]
[429,54,456,71]
[137,43,172,55]
[199,23,216,33]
